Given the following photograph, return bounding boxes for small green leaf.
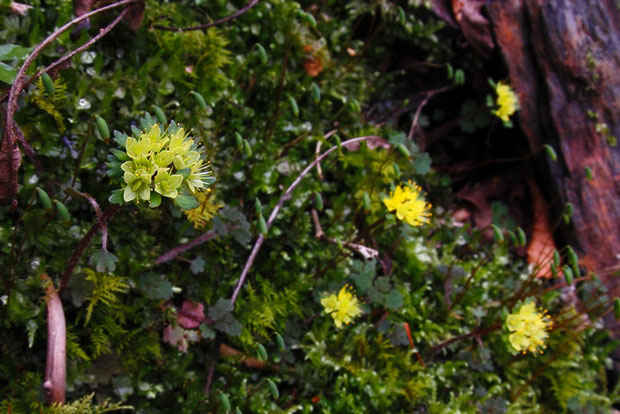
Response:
[190,91,208,110]
[544,144,557,162]
[235,132,243,150]
[54,200,71,223]
[267,379,279,399]
[446,64,454,80]
[392,162,401,177]
[255,198,263,216]
[491,224,504,243]
[288,95,299,117]
[553,249,560,267]
[89,249,119,274]
[585,166,593,181]
[109,189,124,204]
[37,187,52,210]
[311,83,320,104]
[149,192,162,208]
[315,192,323,211]
[256,343,268,361]
[95,115,110,140]
[199,323,216,339]
[219,393,231,412]
[190,256,205,274]
[362,192,371,211]
[516,227,526,246]
[41,72,54,96]
[178,168,191,180]
[151,105,167,125]
[111,149,130,162]
[243,139,252,157]
[275,333,285,351]
[397,6,406,25]
[396,143,410,157]
[614,299,620,320]
[258,215,268,236]
[563,266,574,285]
[256,43,267,64]
[175,195,199,210]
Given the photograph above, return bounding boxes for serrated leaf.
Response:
[89,249,119,273]
[137,272,173,300]
[199,323,216,339]
[190,256,205,274]
[351,260,375,294]
[413,153,432,175]
[384,289,403,310]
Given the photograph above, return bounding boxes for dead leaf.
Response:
[526,178,558,279]
[451,0,494,57]
[303,56,323,77]
[124,3,145,32]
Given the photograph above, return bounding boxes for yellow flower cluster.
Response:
[383,181,431,226]
[184,190,224,229]
[320,285,362,328]
[117,124,212,203]
[494,81,519,122]
[505,301,552,354]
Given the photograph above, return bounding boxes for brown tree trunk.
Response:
[440,0,620,290]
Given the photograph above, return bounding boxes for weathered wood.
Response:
[432,0,620,288]
[485,0,620,288]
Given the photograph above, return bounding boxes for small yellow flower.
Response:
[494,81,519,122]
[505,301,552,354]
[321,285,362,328]
[184,190,224,229]
[383,181,431,226]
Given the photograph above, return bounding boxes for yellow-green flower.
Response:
[121,156,157,202]
[505,301,552,354]
[383,181,431,226]
[154,169,184,199]
[185,160,212,193]
[494,81,519,122]
[321,285,362,328]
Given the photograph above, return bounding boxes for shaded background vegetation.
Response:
[0,0,618,412]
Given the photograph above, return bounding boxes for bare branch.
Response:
[155,230,219,265]
[153,0,259,32]
[229,135,375,306]
[59,205,121,292]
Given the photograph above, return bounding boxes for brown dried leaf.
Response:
[452,0,494,56]
[526,180,557,279]
[124,3,145,32]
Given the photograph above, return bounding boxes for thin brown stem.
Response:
[230,136,375,306]
[153,0,259,32]
[155,230,219,265]
[59,205,121,292]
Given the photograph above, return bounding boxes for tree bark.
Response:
[439,0,620,290]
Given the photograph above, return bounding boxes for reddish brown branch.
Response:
[1,0,140,202]
[59,205,121,292]
[155,230,219,265]
[64,188,108,250]
[152,0,259,32]
[41,274,66,405]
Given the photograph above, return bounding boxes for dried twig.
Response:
[1,0,141,201]
[229,135,375,306]
[59,205,121,292]
[155,230,219,265]
[153,0,259,32]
